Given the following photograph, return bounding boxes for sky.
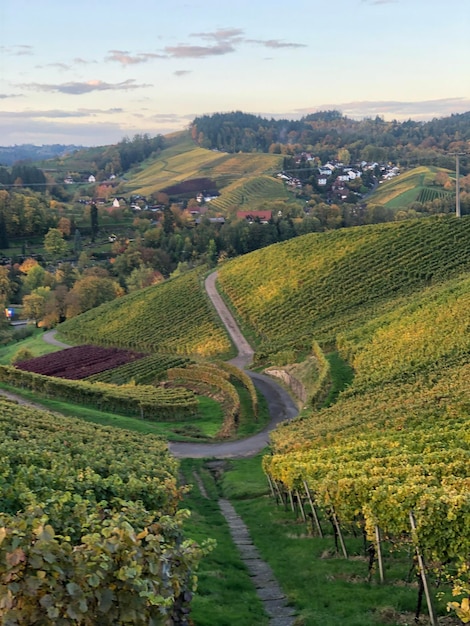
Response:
[1,0,469,147]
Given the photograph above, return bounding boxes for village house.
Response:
[237,210,272,224]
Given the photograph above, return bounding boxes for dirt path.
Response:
[23,272,299,459]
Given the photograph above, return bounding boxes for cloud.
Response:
[39,62,71,71]
[106,50,166,65]
[0,93,21,99]
[5,45,34,56]
[247,39,307,49]
[191,28,245,43]
[73,57,97,65]
[164,43,235,58]
[294,98,470,121]
[19,79,151,95]
[362,0,398,4]
[1,108,124,119]
[174,70,191,77]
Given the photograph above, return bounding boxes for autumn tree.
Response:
[57,217,72,237]
[44,228,68,260]
[21,264,54,295]
[22,287,51,326]
[125,265,164,292]
[65,275,123,318]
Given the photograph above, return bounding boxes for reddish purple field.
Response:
[16,345,144,380]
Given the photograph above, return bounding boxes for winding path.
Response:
[168,272,298,458]
[36,272,299,459]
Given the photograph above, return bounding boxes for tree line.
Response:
[191,110,470,169]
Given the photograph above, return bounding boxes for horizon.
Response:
[1,106,469,150]
[1,0,469,147]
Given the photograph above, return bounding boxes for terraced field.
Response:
[124,134,285,209]
[368,165,454,208]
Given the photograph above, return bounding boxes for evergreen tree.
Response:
[90,203,98,242]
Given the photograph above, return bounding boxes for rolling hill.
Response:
[367,165,455,208]
[2,212,469,623]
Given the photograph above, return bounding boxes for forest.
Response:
[191,110,470,168]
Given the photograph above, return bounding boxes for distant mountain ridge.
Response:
[0,144,83,166]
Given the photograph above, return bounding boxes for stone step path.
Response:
[204,486,296,626]
[191,469,297,624]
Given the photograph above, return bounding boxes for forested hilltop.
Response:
[191,110,470,166]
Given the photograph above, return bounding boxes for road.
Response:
[37,271,300,459]
[168,271,298,458]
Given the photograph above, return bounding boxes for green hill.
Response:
[59,269,233,359]
[367,165,455,209]
[3,213,470,623]
[217,215,470,357]
[122,132,291,211]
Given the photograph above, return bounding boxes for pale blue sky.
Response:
[1,0,469,145]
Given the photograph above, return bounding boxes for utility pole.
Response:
[450,152,466,217]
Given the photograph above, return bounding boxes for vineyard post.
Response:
[288,489,296,515]
[409,511,438,626]
[331,508,348,559]
[302,480,323,537]
[273,479,287,509]
[295,489,306,522]
[266,473,277,501]
[374,525,385,583]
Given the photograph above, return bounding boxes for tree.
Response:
[44,228,68,260]
[21,264,54,294]
[73,229,82,257]
[22,287,50,326]
[0,266,14,306]
[0,212,8,248]
[65,275,123,318]
[125,265,164,292]
[57,217,72,237]
[90,202,99,242]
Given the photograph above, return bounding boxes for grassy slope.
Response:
[367,165,454,208]
[123,133,286,211]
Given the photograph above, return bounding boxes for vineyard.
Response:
[367,166,454,208]
[217,215,470,359]
[260,253,470,621]
[0,396,209,624]
[86,353,193,385]
[15,345,144,379]
[263,368,470,621]
[209,175,291,212]
[125,135,283,201]
[59,270,233,358]
[416,186,453,204]
[0,365,199,420]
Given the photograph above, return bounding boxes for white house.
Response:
[88,175,96,183]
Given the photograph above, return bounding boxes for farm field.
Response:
[367,165,454,208]
[123,135,285,208]
[15,344,144,379]
[209,175,291,212]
